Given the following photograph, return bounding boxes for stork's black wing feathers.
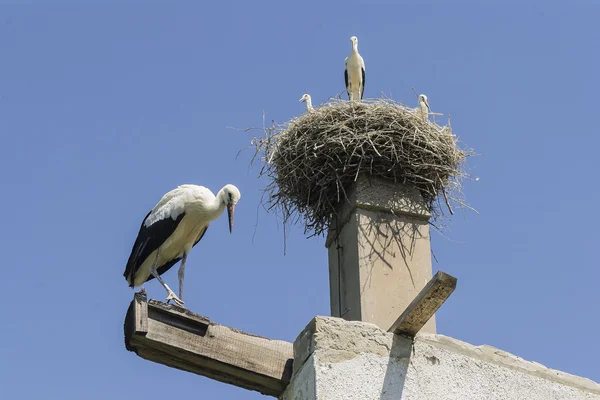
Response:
[361,67,365,99]
[344,68,349,98]
[143,224,209,284]
[124,210,186,287]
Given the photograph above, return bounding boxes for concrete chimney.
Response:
[325,175,435,332]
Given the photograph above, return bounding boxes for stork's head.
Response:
[350,36,358,48]
[419,94,430,111]
[221,184,241,233]
[299,94,311,103]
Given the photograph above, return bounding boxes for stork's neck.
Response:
[351,43,359,53]
[204,189,227,221]
[306,97,313,110]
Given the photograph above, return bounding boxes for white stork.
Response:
[299,93,314,112]
[416,94,430,122]
[124,184,241,307]
[344,36,366,102]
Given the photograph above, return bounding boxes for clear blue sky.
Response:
[1,1,598,398]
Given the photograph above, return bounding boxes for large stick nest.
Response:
[251,98,474,237]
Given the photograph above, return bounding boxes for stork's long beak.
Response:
[299,97,304,102]
[424,99,430,111]
[227,203,235,233]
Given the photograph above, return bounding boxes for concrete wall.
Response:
[282,317,600,400]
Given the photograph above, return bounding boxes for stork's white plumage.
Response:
[344,36,366,102]
[299,94,314,112]
[416,94,430,122]
[124,184,241,307]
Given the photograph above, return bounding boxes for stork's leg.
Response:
[177,252,187,301]
[149,250,185,307]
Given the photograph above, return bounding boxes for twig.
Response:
[441,186,454,215]
[411,87,419,99]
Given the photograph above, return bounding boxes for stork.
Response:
[124,184,241,307]
[299,93,314,112]
[344,36,366,102]
[416,94,430,122]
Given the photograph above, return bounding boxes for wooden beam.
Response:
[387,270,457,336]
[124,293,294,397]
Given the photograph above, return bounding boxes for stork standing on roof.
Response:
[124,184,241,307]
[299,94,314,112]
[416,94,430,122]
[344,36,366,102]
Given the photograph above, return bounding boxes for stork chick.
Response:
[299,93,314,112]
[416,94,430,122]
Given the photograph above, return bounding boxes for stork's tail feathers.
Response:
[124,268,135,288]
[124,265,133,287]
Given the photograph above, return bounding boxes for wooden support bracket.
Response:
[387,270,457,336]
[124,292,294,397]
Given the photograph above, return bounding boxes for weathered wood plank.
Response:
[124,294,293,397]
[124,291,148,352]
[134,291,149,334]
[147,299,210,336]
[387,270,457,336]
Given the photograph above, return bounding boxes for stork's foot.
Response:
[166,290,185,307]
[137,287,147,295]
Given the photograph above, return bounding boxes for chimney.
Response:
[325,175,435,333]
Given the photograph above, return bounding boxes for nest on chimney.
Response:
[250,98,475,237]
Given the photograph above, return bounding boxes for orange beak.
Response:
[227,203,235,233]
